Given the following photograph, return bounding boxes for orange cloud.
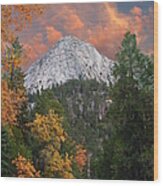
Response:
[18,3,153,69]
[87,4,130,59]
[31,33,48,56]
[51,5,84,32]
[87,3,148,58]
[67,14,84,30]
[104,3,129,30]
[131,6,142,16]
[23,32,48,69]
[46,26,62,44]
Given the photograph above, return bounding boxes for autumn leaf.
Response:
[75,145,87,172]
[1,5,44,45]
[27,110,66,145]
[12,155,40,178]
[2,80,26,126]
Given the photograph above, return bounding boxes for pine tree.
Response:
[95,32,154,180]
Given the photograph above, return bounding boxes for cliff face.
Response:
[24,35,114,94]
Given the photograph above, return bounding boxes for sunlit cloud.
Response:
[18,2,154,70]
[46,26,62,44]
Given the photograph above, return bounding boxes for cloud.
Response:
[86,3,131,58]
[104,3,129,30]
[18,3,154,69]
[22,33,48,69]
[86,3,153,58]
[65,13,84,31]
[131,6,142,16]
[46,26,62,44]
[51,5,84,32]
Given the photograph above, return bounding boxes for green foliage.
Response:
[2,38,25,89]
[51,79,109,152]
[51,79,110,178]
[29,79,109,178]
[94,32,154,180]
[29,89,65,119]
[1,125,32,177]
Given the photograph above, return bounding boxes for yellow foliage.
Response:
[28,110,66,144]
[2,80,26,126]
[27,110,74,178]
[40,144,74,178]
[12,155,40,178]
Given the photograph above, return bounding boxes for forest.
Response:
[1,5,154,180]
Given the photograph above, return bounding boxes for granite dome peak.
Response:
[24,35,114,94]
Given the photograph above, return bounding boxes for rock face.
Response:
[24,35,114,94]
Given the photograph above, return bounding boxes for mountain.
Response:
[24,35,114,94]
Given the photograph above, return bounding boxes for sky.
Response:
[17,1,154,70]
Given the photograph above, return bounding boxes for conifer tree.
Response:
[95,32,154,180]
